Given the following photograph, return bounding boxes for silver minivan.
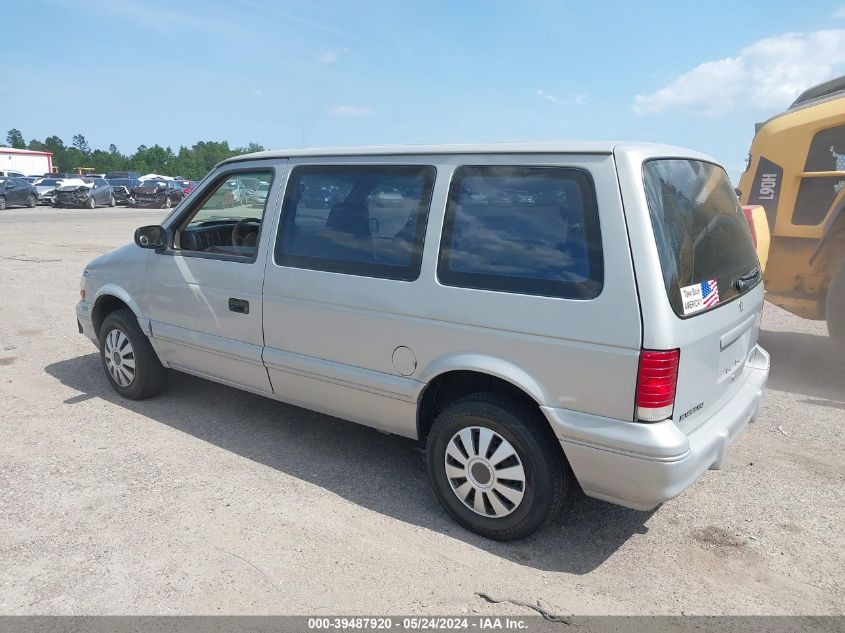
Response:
[76,143,770,540]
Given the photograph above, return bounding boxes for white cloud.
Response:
[536,89,588,106]
[317,47,350,64]
[252,89,264,97]
[834,7,845,18]
[327,105,374,117]
[634,29,845,115]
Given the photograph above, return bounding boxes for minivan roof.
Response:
[220,141,713,165]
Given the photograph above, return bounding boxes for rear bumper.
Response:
[542,344,770,510]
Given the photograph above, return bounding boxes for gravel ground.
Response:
[0,207,842,616]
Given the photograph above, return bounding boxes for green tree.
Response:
[72,134,90,154]
[3,128,263,178]
[28,139,49,152]
[6,129,26,149]
[43,136,66,171]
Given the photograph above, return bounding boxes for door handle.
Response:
[228,298,249,314]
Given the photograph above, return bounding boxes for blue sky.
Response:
[3,0,845,182]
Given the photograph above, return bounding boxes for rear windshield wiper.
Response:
[735,267,760,291]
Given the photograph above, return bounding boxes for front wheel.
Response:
[426,392,567,541]
[87,195,96,209]
[99,309,168,399]
[162,196,172,209]
[109,195,116,207]
[827,259,845,351]
[0,196,6,210]
[27,194,37,208]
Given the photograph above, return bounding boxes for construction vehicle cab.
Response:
[739,75,845,348]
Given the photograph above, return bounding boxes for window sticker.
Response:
[680,279,720,315]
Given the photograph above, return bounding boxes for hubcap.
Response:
[103,328,136,387]
[444,426,526,518]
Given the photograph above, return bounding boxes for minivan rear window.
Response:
[438,166,603,299]
[643,159,760,317]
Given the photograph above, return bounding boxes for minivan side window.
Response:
[275,165,436,281]
[437,166,603,299]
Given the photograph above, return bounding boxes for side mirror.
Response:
[134,225,166,249]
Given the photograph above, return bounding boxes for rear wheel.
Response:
[0,196,6,210]
[426,392,567,541]
[163,196,172,209]
[27,194,36,208]
[827,259,845,351]
[99,309,168,399]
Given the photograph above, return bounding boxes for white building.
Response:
[0,148,54,176]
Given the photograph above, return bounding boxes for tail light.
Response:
[635,349,680,422]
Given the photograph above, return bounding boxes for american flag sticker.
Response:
[680,280,720,315]
[701,279,720,308]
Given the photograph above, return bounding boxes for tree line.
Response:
[3,129,264,180]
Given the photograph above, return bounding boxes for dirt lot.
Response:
[0,207,843,616]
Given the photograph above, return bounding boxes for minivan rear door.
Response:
[617,150,764,433]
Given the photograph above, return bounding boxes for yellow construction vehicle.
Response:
[738,75,845,348]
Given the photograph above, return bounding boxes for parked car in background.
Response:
[54,178,115,209]
[33,177,66,205]
[461,189,489,206]
[224,178,256,206]
[177,180,197,197]
[105,171,141,180]
[302,183,341,208]
[370,187,404,206]
[0,177,38,209]
[130,179,184,209]
[514,190,536,205]
[0,170,26,178]
[250,181,271,207]
[489,188,515,206]
[108,178,140,205]
[21,176,38,184]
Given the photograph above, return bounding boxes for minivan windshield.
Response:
[643,159,760,317]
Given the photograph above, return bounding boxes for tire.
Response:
[109,195,116,207]
[162,196,172,209]
[27,194,36,208]
[0,196,6,210]
[87,195,96,209]
[827,258,845,351]
[99,309,168,399]
[426,392,567,541]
